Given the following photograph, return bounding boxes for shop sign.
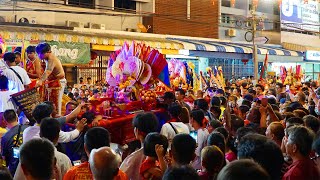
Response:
[281,0,319,32]
[254,36,269,45]
[306,51,320,61]
[47,41,90,64]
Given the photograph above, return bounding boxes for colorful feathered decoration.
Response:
[0,35,6,53]
[106,41,170,89]
[187,62,200,90]
[183,61,192,86]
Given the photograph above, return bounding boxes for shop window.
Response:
[208,58,253,80]
[114,0,136,11]
[76,55,108,84]
[67,0,95,8]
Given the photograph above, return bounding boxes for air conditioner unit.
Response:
[88,23,105,30]
[66,20,84,28]
[0,16,11,23]
[226,29,236,37]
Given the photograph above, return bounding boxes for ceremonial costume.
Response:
[43,60,66,116]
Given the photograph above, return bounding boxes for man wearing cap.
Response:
[215,89,225,97]
[35,43,66,116]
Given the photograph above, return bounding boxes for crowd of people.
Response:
[1,43,320,180]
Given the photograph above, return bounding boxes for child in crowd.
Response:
[140,132,168,180]
[199,145,225,180]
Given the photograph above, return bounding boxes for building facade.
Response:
[144,0,219,38]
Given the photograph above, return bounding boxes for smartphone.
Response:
[190,131,198,143]
[261,98,268,107]
[12,147,20,159]
[286,85,290,92]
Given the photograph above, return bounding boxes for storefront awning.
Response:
[282,42,320,52]
[0,26,183,55]
[168,38,303,57]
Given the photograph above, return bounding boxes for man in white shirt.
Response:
[1,52,31,93]
[23,103,86,143]
[160,103,190,147]
[15,118,73,180]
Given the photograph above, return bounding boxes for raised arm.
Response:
[36,59,53,87]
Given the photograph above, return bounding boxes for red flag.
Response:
[260,53,268,80]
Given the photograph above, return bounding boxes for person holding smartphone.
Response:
[1,110,29,176]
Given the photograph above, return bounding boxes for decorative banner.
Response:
[281,0,319,32]
[46,41,90,65]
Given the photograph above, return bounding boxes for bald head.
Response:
[89,147,121,180]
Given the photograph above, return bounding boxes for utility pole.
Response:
[251,6,258,80]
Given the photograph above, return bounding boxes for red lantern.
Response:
[242,59,249,65]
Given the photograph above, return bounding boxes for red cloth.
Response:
[198,171,213,180]
[225,152,237,162]
[244,119,250,126]
[203,118,209,128]
[282,158,320,180]
[167,118,178,123]
[139,159,160,180]
[63,161,128,180]
[204,96,211,104]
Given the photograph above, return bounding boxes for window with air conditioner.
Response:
[67,0,95,8]
[221,14,231,24]
[114,0,136,11]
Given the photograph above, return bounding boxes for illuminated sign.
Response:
[306,51,320,61]
[281,0,319,32]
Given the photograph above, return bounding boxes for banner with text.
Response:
[281,0,319,32]
[47,41,90,64]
